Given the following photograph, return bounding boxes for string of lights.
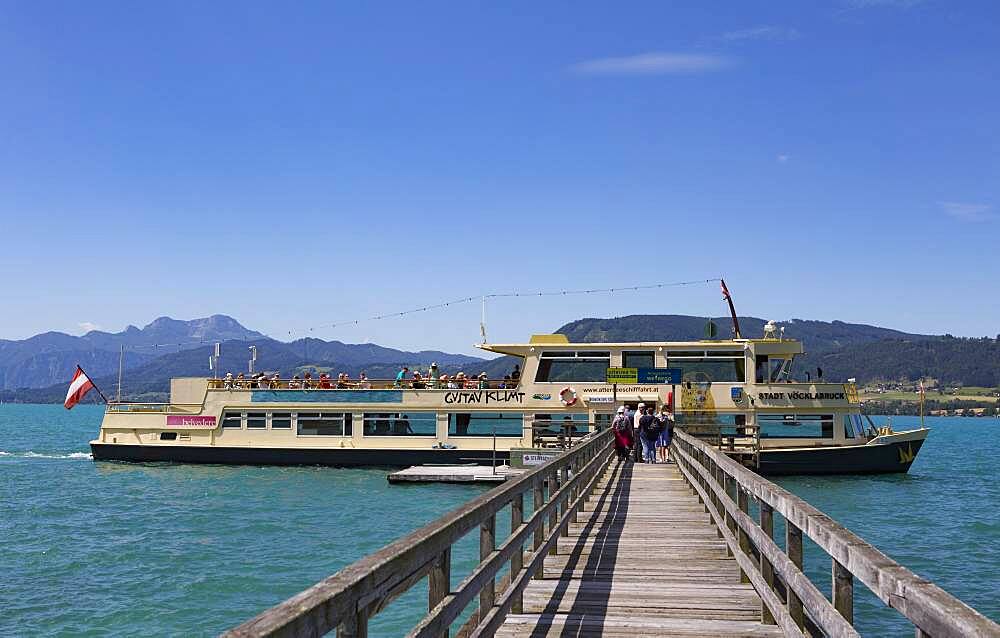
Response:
[288,277,721,337]
[109,278,722,350]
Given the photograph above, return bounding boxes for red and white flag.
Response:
[720,279,732,301]
[64,366,96,409]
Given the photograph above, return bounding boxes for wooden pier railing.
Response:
[224,427,999,638]
[223,428,614,638]
[671,429,1000,638]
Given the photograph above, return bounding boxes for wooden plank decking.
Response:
[497,460,784,638]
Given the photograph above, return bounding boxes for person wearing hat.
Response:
[477,372,488,390]
[632,402,646,462]
[428,362,440,389]
[657,405,675,463]
[612,406,633,461]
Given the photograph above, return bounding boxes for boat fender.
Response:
[559,387,578,407]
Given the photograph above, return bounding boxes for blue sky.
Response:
[1,0,997,354]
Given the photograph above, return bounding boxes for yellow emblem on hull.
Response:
[898,443,915,464]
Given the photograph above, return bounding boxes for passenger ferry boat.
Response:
[90,328,928,475]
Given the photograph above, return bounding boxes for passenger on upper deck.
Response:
[289,375,301,389]
[257,373,270,390]
[236,373,246,388]
[224,372,234,389]
[271,372,281,388]
[511,364,520,383]
[454,372,467,388]
[428,363,440,388]
[444,374,457,389]
[501,375,512,389]
[395,367,409,388]
[412,371,426,389]
[318,373,331,389]
[477,372,488,389]
[358,372,371,389]
[337,373,349,389]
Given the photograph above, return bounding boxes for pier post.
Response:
[787,522,805,630]
[833,558,854,625]
[480,514,496,619]
[510,493,524,614]
[759,501,776,625]
[548,470,559,555]
[336,610,368,638]
[428,547,451,638]
[533,479,545,578]
[723,474,735,557]
[737,486,751,584]
[559,464,570,537]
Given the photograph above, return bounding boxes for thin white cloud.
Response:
[78,322,101,334]
[777,154,790,163]
[841,0,924,8]
[570,53,733,76]
[721,26,801,42]
[939,201,994,222]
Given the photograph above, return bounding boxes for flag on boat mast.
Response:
[64,366,107,409]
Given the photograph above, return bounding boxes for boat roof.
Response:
[476,334,803,357]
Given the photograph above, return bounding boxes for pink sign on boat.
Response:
[165,415,217,428]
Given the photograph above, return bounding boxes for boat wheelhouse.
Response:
[90,330,928,475]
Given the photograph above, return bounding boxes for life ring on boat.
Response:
[559,387,578,407]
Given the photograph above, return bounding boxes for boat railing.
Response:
[222,428,615,638]
[205,378,523,391]
[671,428,1000,637]
[105,402,204,414]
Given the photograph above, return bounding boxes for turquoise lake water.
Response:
[1,405,997,636]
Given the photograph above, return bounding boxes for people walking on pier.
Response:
[632,403,645,462]
[612,407,632,461]
[657,405,675,463]
[639,407,660,463]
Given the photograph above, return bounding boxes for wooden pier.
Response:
[224,429,1000,638]
[498,461,781,637]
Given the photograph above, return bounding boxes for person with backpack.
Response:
[638,407,660,464]
[631,402,644,462]
[657,405,675,463]
[612,406,633,461]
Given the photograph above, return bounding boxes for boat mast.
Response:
[116,344,124,402]
[480,296,487,343]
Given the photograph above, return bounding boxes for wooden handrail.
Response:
[672,429,1000,638]
[223,428,614,638]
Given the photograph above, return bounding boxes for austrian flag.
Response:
[64,366,98,409]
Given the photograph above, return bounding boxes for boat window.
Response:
[768,357,790,383]
[622,351,655,370]
[222,412,243,428]
[532,413,591,437]
[271,412,292,429]
[363,412,436,436]
[843,415,855,439]
[759,414,833,439]
[593,413,613,432]
[675,359,745,383]
[535,351,611,382]
[673,413,744,438]
[246,412,267,429]
[297,412,352,436]
[849,414,865,438]
[449,413,523,437]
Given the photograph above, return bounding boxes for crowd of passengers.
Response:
[611,403,675,464]
[220,363,521,391]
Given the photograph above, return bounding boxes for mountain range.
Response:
[1,314,998,403]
